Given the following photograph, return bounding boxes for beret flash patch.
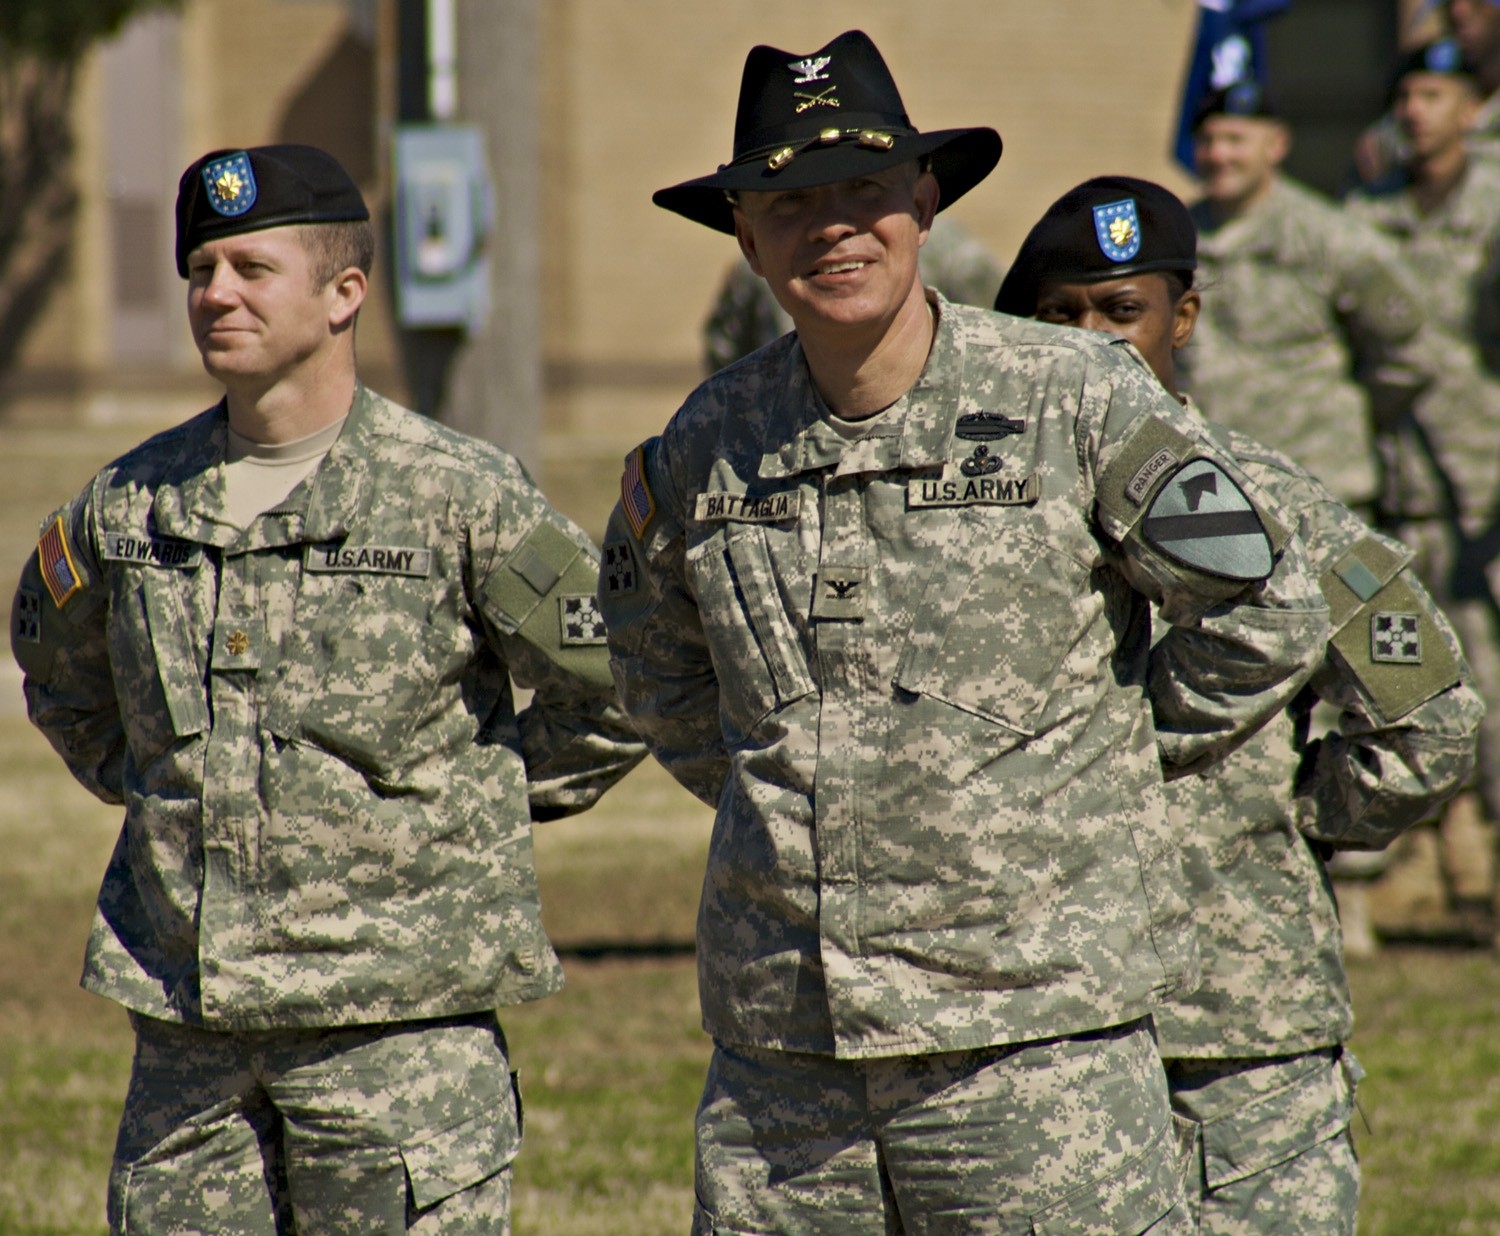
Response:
[201,152,258,217]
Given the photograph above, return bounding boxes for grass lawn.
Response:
[2,712,1496,1235]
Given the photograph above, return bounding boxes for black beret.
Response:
[1389,38,1476,101]
[1191,78,1280,131]
[175,144,369,277]
[994,176,1196,317]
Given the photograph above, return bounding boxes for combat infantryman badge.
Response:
[955,412,1026,441]
[1093,198,1142,263]
[200,152,258,218]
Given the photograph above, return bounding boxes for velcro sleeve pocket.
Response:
[484,520,614,693]
[1321,537,1461,724]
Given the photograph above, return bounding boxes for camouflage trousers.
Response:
[692,1018,1192,1235]
[108,1010,522,1235]
[1165,1048,1362,1235]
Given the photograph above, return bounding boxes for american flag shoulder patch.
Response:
[38,515,84,609]
[621,445,657,539]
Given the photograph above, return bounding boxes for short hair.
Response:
[298,219,375,288]
[1162,269,1196,299]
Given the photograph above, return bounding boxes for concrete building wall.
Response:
[5,0,1412,497]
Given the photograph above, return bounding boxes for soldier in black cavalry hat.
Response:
[11,143,642,1232]
[597,29,1331,1235]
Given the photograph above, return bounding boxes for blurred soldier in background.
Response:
[998,174,1481,1235]
[702,214,1003,374]
[1180,80,1437,521]
[1348,38,1500,943]
[1353,0,1500,188]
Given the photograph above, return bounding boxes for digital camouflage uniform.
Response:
[10,385,643,1233]
[1180,177,1434,512]
[701,214,1004,374]
[600,297,1331,1233]
[1347,160,1500,833]
[1158,413,1482,1236]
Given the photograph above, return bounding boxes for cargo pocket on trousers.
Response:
[1030,1114,1182,1235]
[400,1070,523,1210]
[691,1197,766,1236]
[1199,1050,1357,1189]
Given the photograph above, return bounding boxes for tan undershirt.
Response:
[223,416,347,528]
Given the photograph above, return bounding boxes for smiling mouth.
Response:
[809,259,871,278]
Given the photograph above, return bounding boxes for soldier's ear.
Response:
[1172,289,1201,351]
[1267,121,1292,166]
[914,168,939,243]
[733,208,764,277]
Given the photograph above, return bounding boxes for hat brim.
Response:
[653,127,1001,234]
[995,257,1199,318]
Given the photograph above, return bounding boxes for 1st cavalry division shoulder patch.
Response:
[1141,458,1272,581]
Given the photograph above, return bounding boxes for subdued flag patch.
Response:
[1141,458,1272,581]
[38,516,83,608]
[621,446,656,539]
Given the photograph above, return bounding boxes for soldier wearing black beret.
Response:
[1005,176,1480,1236]
[10,144,643,1232]
[995,175,1199,396]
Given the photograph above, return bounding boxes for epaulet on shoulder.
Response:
[369,394,526,478]
[701,331,799,393]
[104,405,220,477]
[1348,170,1413,202]
[971,308,1120,359]
[687,333,800,419]
[1207,420,1339,509]
[1208,421,1315,479]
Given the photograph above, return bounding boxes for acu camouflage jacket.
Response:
[1158,413,1482,1059]
[599,299,1329,1060]
[10,387,643,1030]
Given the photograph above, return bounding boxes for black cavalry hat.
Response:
[995,176,1196,317]
[175,144,369,277]
[652,29,1002,234]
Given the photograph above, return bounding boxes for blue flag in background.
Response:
[1173,0,1292,171]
